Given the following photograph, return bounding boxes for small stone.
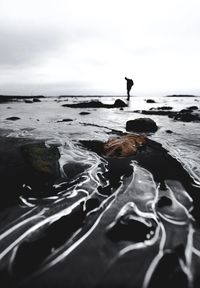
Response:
[146,99,156,103]
[79,112,90,115]
[57,119,73,122]
[6,116,20,121]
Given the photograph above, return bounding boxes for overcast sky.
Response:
[0,0,200,96]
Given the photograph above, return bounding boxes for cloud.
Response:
[0,0,200,95]
[0,25,65,68]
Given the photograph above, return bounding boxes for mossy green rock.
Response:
[21,142,60,179]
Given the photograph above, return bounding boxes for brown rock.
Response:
[103,134,147,158]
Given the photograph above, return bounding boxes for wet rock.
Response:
[57,118,73,122]
[79,112,91,115]
[186,106,198,110]
[103,134,147,158]
[157,196,172,208]
[146,99,156,103]
[24,99,33,103]
[6,116,20,121]
[174,109,200,122]
[157,106,173,110]
[107,214,156,242]
[114,99,127,107]
[126,118,158,133]
[79,140,104,155]
[139,109,176,116]
[33,98,41,102]
[166,94,196,98]
[21,142,60,181]
[62,99,127,108]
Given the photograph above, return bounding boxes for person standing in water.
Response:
[125,77,134,101]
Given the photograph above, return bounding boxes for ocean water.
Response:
[1,95,200,184]
[0,95,200,287]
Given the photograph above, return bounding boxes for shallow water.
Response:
[0,95,200,287]
[1,95,200,183]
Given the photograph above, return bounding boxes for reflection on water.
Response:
[0,95,200,287]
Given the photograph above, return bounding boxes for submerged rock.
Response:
[103,134,147,157]
[126,118,158,133]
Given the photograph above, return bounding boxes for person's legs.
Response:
[127,89,130,101]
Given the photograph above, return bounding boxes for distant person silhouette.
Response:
[125,77,134,101]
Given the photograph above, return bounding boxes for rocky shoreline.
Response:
[0,96,200,288]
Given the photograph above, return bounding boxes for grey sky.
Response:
[0,0,200,96]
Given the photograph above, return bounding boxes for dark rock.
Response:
[140,110,175,116]
[33,98,41,102]
[57,118,73,122]
[24,99,33,103]
[174,109,200,122]
[126,118,158,132]
[79,112,90,115]
[146,99,156,103]
[157,196,172,208]
[166,94,197,97]
[21,142,60,179]
[6,116,20,121]
[166,130,173,134]
[79,140,105,155]
[114,99,127,107]
[186,105,198,110]
[0,95,45,103]
[62,99,127,109]
[157,106,173,110]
